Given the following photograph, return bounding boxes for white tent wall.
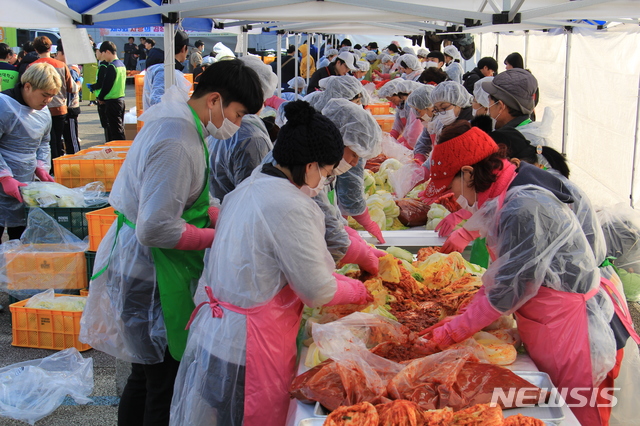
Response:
[478,28,640,207]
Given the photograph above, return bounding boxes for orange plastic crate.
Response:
[80,289,89,297]
[374,114,395,133]
[53,152,127,191]
[365,102,392,115]
[104,140,134,147]
[10,294,91,351]
[86,206,117,251]
[135,74,144,113]
[5,244,87,290]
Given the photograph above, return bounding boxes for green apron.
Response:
[93,106,211,361]
[468,118,534,269]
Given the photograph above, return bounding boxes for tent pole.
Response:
[629,74,640,207]
[243,31,248,56]
[306,33,312,85]
[164,23,175,93]
[294,34,300,100]
[561,31,572,155]
[276,33,282,97]
[317,34,322,64]
[495,32,499,63]
[524,30,530,68]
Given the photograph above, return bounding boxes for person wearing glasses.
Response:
[169,100,371,426]
[429,81,474,143]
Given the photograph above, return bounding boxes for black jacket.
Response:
[17,52,39,77]
[462,67,485,94]
[307,62,337,93]
[270,54,297,90]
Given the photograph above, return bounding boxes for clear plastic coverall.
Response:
[464,180,616,388]
[80,87,209,364]
[444,61,464,84]
[169,166,338,426]
[208,114,273,202]
[142,63,192,110]
[406,85,435,157]
[0,94,52,227]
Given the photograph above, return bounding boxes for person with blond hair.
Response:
[0,62,59,240]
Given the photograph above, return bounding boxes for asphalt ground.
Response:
[1,83,639,425]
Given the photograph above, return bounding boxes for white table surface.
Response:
[285,348,581,426]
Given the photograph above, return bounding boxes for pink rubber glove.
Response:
[264,95,286,110]
[340,227,387,275]
[173,224,215,250]
[352,208,385,244]
[208,206,220,228]
[326,273,373,306]
[375,71,391,80]
[435,209,472,237]
[441,227,479,254]
[0,177,27,202]
[34,167,55,182]
[413,153,427,165]
[389,129,400,139]
[430,288,502,348]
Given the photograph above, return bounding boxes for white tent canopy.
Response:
[5,0,640,206]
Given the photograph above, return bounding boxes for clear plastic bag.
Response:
[21,181,108,208]
[25,289,86,311]
[0,348,93,425]
[388,163,426,199]
[381,134,413,164]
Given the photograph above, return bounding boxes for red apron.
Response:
[188,285,304,426]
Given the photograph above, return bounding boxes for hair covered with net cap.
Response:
[473,76,493,108]
[238,55,278,102]
[406,84,434,110]
[378,53,392,64]
[356,60,370,72]
[378,78,409,98]
[321,98,382,159]
[273,100,344,167]
[431,81,473,107]
[400,54,421,71]
[309,75,364,112]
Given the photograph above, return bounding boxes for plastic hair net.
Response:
[322,98,382,160]
[378,79,408,98]
[399,54,421,71]
[401,80,424,94]
[365,51,377,62]
[465,183,616,385]
[378,54,392,64]
[402,46,415,55]
[473,76,494,108]
[309,75,364,112]
[406,84,435,111]
[430,81,473,107]
[239,55,278,102]
[443,45,461,60]
[0,95,52,227]
[287,76,307,90]
[169,167,338,425]
[356,60,370,72]
[417,48,429,58]
[80,87,209,364]
[598,204,640,275]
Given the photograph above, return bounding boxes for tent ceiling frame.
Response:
[37,0,83,22]
[85,0,120,15]
[91,0,231,22]
[181,0,309,19]
[520,0,615,21]
[508,0,526,21]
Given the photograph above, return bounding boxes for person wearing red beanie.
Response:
[417,122,623,426]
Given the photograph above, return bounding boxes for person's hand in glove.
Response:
[34,167,55,182]
[389,129,400,139]
[208,206,220,228]
[264,95,286,110]
[413,337,441,356]
[413,153,427,165]
[417,315,458,337]
[340,226,387,275]
[441,227,479,254]
[0,177,27,202]
[435,209,472,237]
[173,224,215,251]
[326,273,373,306]
[352,208,385,244]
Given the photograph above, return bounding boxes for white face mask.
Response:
[207,99,240,140]
[456,171,478,213]
[472,107,479,117]
[434,108,457,127]
[333,158,353,175]
[420,113,432,129]
[487,101,501,131]
[426,120,438,134]
[300,164,326,197]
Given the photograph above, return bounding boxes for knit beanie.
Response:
[423,127,499,199]
[273,100,344,166]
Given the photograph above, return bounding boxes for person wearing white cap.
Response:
[307,51,358,93]
[378,79,423,148]
[417,47,430,62]
[354,60,370,81]
[402,46,415,56]
[208,55,278,202]
[397,54,423,81]
[406,84,436,163]
[442,45,464,84]
[280,76,307,101]
[429,80,474,141]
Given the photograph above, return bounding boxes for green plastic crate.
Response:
[25,203,109,240]
[85,251,96,285]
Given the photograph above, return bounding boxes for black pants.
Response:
[63,107,81,155]
[118,349,180,426]
[0,226,25,242]
[50,114,67,159]
[97,102,109,142]
[104,98,126,142]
